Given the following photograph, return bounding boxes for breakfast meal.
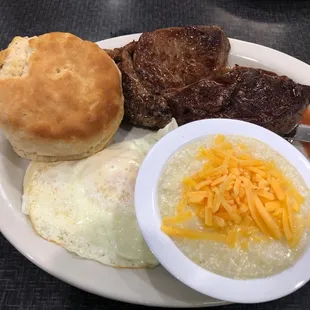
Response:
[0,32,124,162]
[107,26,310,135]
[1,24,310,285]
[22,119,177,267]
[158,134,310,279]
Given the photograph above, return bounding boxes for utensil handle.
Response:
[284,124,310,143]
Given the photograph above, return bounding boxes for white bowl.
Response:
[135,119,310,304]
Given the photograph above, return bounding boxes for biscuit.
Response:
[0,32,124,161]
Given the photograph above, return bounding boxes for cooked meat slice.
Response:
[119,41,171,128]
[105,47,123,63]
[220,66,310,135]
[166,66,310,135]
[107,26,230,128]
[166,79,233,124]
[133,26,230,92]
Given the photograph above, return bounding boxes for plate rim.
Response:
[1,32,310,307]
[97,33,310,85]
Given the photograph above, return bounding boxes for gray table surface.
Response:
[1,0,310,309]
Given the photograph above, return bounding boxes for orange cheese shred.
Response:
[271,178,285,201]
[257,190,275,201]
[253,195,281,239]
[161,225,226,243]
[162,211,194,225]
[282,209,293,241]
[161,135,307,249]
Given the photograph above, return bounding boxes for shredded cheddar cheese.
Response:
[161,135,306,249]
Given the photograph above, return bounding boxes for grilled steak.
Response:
[133,26,230,92]
[116,41,172,128]
[107,26,230,128]
[167,66,310,134]
[107,26,310,135]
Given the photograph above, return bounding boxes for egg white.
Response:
[23,120,177,268]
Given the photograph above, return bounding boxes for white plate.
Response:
[0,33,310,308]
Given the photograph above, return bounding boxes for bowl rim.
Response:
[134,118,310,304]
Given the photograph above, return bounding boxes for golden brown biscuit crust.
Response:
[0,32,123,141]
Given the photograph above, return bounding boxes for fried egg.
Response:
[22,119,177,268]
